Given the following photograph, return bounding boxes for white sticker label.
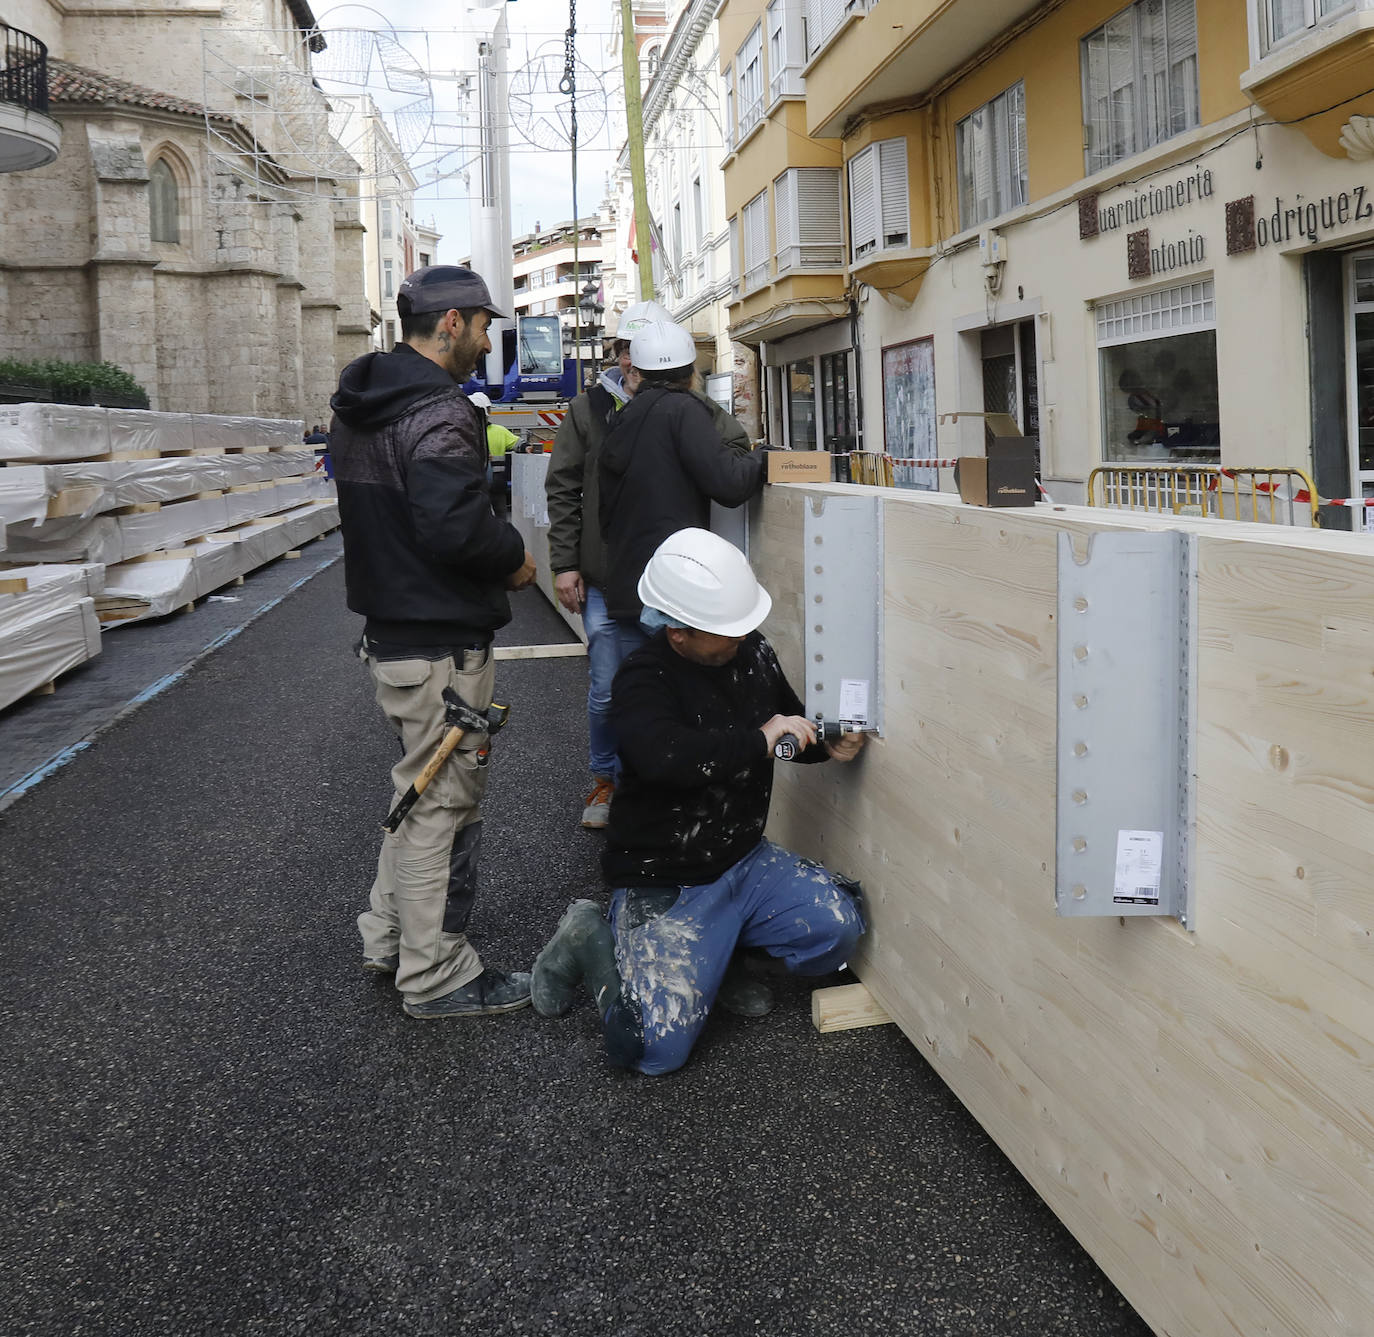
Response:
[837,679,870,726]
[1113,829,1164,904]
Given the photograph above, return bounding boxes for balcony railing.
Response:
[2,26,49,116]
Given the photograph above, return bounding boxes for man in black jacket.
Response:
[330,265,537,1020]
[598,319,764,625]
[530,528,866,1074]
[547,308,752,830]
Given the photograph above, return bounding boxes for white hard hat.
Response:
[616,299,673,338]
[468,391,492,410]
[638,528,772,637]
[630,319,698,374]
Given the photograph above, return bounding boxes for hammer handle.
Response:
[381,724,467,833]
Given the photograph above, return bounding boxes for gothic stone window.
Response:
[149,159,180,244]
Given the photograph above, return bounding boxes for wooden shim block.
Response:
[0,577,29,594]
[95,449,161,461]
[232,575,244,586]
[811,983,893,1033]
[29,680,56,697]
[113,502,162,515]
[192,490,225,500]
[493,643,588,661]
[284,550,302,558]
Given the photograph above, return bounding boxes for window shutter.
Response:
[774,170,797,269]
[848,147,877,259]
[807,0,845,57]
[729,216,740,296]
[1165,0,1199,135]
[796,167,843,265]
[878,139,909,248]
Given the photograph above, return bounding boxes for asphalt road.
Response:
[0,557,1151,1337]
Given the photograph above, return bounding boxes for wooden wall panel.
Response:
[753,486,1374,1337]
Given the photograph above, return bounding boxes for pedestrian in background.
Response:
[547,303,751,829]
[468,390,518,519]
[597,319,763,631]
[329,264,537,1020]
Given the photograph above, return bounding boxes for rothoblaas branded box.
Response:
[765,450,831,484]
[954,437,1037,507]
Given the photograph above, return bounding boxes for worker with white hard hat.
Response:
[546,311,752,832]
[530,528,867,1076]
[596,320,765,630]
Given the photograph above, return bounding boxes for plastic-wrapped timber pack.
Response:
[0,564,104,710]
[0,403,331,678]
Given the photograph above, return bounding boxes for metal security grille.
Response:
[1095,278,1214,345]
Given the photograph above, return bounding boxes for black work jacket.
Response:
[602,631,827,888]
[597,386,764,620]
[329,344,525,646]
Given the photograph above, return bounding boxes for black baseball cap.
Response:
[396,265,509,320]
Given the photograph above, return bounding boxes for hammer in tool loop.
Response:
[381,687,510,833]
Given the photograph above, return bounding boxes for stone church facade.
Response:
[0,0,372,421]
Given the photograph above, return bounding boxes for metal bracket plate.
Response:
[1055,530,1196,927]
[802,493,883,731]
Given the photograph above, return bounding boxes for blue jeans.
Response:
[583,584,647,779]
[604,840,865,1075]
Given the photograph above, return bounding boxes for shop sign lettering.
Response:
[1251,190,1374,247]
[1095,166,1214,233]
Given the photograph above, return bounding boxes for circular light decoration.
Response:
[509,46,607,152]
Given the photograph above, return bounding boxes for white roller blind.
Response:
[807,0,846,57]
[878,139,909,248]
[742,191,769,291]
[848,147,877,259]
[774,170,796,255]
[776,167,842,270]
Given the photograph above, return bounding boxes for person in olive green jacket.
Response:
[545,330,750,830]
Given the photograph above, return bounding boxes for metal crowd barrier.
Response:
[1087,465,1321,527]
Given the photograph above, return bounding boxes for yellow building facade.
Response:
[718,0,1374,519]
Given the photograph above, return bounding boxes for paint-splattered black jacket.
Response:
[329,343,525,647]
[603,630,828,887]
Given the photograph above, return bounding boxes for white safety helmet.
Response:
[468,391,492,410]
[615,298,673,339]
[638,528,772,637]
[629,319,698,375]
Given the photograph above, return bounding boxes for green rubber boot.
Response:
[531,900,622,1018]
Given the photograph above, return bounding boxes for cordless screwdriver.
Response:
[773,719,871,760]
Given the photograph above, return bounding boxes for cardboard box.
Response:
[954,438,1038,507]
[765,450,832,484]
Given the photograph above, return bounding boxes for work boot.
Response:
[531,899,621,1017]
[716,953,776,1017]
[581,775,615,829]
[402,967,532,1019]
[361,953,400,974]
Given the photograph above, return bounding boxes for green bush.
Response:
[0,358,149,406]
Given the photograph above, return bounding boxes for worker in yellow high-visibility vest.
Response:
[469,392,518,518]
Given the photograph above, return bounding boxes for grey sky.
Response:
[315,0,622,262]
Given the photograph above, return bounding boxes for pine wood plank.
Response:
[754,487,1374,1337]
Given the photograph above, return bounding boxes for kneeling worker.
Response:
[530,528,866,1074]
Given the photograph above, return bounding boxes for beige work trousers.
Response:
[358,645,494,1004]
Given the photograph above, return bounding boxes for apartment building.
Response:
[717,0,1374,518]
[610,0,753,422]
[511,213,613,371]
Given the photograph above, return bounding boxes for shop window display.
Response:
[1100,329,1219,462]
